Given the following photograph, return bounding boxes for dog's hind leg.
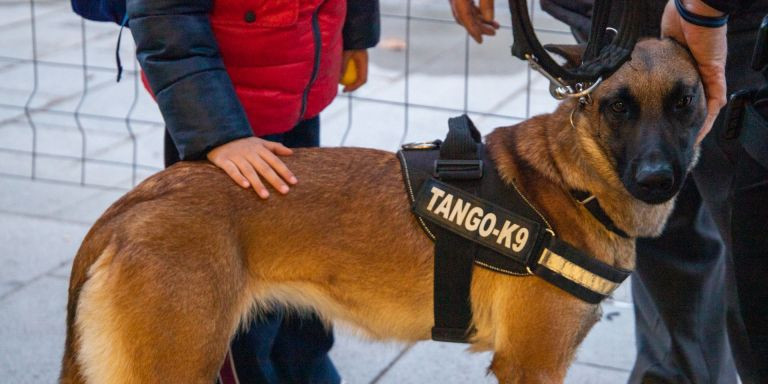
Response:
[73,241,250,383]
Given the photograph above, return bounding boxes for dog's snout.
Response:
[623,149,681,204]
[635,161,675,193]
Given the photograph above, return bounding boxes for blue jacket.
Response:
[127,0,380,160]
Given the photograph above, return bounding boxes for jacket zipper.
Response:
[297,10,322,124]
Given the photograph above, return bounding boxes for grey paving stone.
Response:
[330,331,409,384]
[323,99,406,151]
[0,175,101,218]
[0,148,34,178]
[565,362,630,384]
[0,276,67,384]
[0,120,162,189]
[49,186,125,223]
[0,212,88,297]
[375,341,496,384]
[611,279,633,304]
[47,259,74,280]
[0,2,110,68]
[574,303,636,371]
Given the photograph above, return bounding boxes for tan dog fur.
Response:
[60,39,704,383]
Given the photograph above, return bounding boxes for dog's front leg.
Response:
[489,352,565,384]
[481,276,597,384]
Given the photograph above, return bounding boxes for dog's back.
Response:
[60,148,437,383]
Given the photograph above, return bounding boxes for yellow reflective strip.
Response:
[538,249,618,295]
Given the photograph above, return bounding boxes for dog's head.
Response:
[550,38,706,204]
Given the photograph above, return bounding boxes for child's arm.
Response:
[340,0,381,92]
[127,0,295,198]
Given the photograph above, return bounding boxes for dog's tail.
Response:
[59,226,116,384]
[60,218,253,383]
[60,179,170,383]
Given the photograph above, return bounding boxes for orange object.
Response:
[340,59,357,86]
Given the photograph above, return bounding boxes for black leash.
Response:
[508,0,641,100]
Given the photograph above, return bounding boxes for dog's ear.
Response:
[544,44,587,69]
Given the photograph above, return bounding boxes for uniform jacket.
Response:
[540,0,768,39]
[127,0,380,160]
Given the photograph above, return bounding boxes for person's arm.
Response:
[343,0,380,51]
[127,0,296,198]
[661,0,731,144]
[697,0,756,13]
[450,0,499,43]
[340,0,381,92]
[128,0,250,160]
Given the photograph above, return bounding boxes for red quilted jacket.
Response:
[140,0,345,137]
[132,0,378,159]
[210,0,345,135]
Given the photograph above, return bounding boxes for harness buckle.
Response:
[402,140,441,150]
[433,160,483,180]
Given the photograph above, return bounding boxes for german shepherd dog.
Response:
[60,38,705,383]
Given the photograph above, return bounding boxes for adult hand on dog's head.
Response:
[661,0,728,144]
[450,0,499,43]
[207,137,297,199]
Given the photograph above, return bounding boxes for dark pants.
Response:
[538,0,768,371]
[729,136,768,381]
[628,28,768,383]
[165,117,339,384]
[629,177,736,384]
[542,3,768,380]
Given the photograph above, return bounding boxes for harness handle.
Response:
[509,0,642,99]
[435,115,484,180]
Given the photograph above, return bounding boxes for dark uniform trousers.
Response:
[538,0,768,380]
[628,27,768,383]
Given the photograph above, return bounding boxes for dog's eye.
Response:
[676,95,693,109]
[610,101,627,114]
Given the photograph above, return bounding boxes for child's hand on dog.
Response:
[207,137,298,199]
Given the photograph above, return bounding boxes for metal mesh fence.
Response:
[0,0,574,190]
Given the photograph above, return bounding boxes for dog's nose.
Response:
[635,162,675,193]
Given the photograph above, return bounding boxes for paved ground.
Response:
[1,0,637,382]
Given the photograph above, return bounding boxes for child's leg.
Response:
[222,311,284,384]
[271,314,338,384]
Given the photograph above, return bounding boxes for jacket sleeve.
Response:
[343,0,381,50]
[127,0,253,161]
[700,0,756,14]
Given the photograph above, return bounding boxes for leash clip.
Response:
[525,54,602,101]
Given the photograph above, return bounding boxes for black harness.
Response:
[398,115,631,343]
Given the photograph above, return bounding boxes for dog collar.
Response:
[570,190,631,239]
[399,115,632,343]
